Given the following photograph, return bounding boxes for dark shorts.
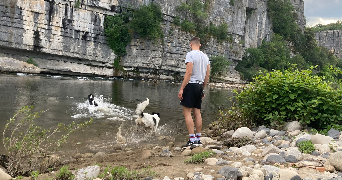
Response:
[180,83,204,109]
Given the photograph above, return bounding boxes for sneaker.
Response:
[182,140,194,148]
[194,140,202,146]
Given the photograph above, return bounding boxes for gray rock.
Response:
[262,144,281,156]
[74,165,100,180]
[222,130,235,138]
[277,131,286,136]
[279,151,286,158]
[217,167,242,180]
[263,138,272,144]
[285,121,302,132]
[266,155,286,164]
[216,158,229,166]
[311,134,333,144]
[328,128,341,139]
[290,175,302,180]
[159,149,173,157]
[285,155,298,163]
[244,157,255,162]
[311,150,320,156]
[232,127,254,139]
[213,149,224,154]
[286,147,303,161]
[259,127,271,135]
[278,144,290,149]
[94,152,107,162]
[261,165,281,174]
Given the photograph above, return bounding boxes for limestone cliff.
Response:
[315,30,342,59]
[0,0,305,82]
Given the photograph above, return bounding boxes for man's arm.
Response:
[178,62,193,100]
[203,64,210,89]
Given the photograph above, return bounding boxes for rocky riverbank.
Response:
[1,121,342,180]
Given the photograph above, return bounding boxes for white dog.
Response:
[135,98,160,132]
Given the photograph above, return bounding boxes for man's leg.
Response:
[193,108,202,133]
[183,106,194,134]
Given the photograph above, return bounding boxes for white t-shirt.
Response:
[185,50,210,84]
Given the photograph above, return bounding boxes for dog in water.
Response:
[88,94,98,106]
[135,98,160,132]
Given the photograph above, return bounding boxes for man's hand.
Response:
[178,89,183,100]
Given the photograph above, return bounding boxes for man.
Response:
[178,37,210,147]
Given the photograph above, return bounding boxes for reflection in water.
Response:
[0,73,234,154]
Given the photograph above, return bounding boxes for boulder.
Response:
[159,149,173,157]
[262,144,281,157]
[311,134,333,144]
[266,155,286,164]
[0,168,11,180]
[329,151,342,171]
[314,144,331,154]
[285,155,298,163]
[285,121,302,132]
[278,169,299,180]
[285,147,303,161]
[204,158,218,166]
[232,127,254,139]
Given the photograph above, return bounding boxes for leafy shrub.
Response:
[104,13,132,57]
[2,106,93,177]
[214,106,254,131]
[130,3,164,40]
[56,166,75,180]
[229,0,234,6]
[236,68,342,130]
[30,171,39,180]
[26,57,38,67]
[74,0,81,8]
[210,56,231,77]
[180,20,196,32]
[184,151,216,164]
[297,140,315,154]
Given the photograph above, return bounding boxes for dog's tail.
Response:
[135,98,149,115]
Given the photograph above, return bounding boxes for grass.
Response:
[184,150,216,164]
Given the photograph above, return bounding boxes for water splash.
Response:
[71,95,133,121]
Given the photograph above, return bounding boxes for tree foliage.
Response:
[309,20,342,33]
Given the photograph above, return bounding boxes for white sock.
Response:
[196,133,201,142]
[189,134,195,143]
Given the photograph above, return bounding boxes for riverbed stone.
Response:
[159,149,173,157]
[311,134,333,144]
[285,121,302,132]
[218,167,243,180]
[205,158,218,166]
[328,128,341,139]
[314,144,331,154]
[255,130,267,139]
[232,127,254,139]
[285,155,298,163]
[330,151,342,171]
[278,169,299,180]
[289,130,301,136]
[285,147,303,161]
[74,165,100,180]
[266,155,286,164]
[216,158,229,166]
[262,144,281,156]
[0,168,11,180]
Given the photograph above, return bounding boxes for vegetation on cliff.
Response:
[309,20,342,33]
[235,0,342,81]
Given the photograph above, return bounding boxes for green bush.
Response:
[180,20,196,32]
[297,140,315,154]
[56,166,75,180]
[236,68,342,130]
[2,106,93,177]
[210,56,231,77]
[26,57,38,67]
[310,20,342,33]
[184,151,216,164]
[74,0,81,8]
[130,3,164,40]
[104,13,132,57]
[214,106,254,131]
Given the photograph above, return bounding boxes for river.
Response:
[0,73,234,155]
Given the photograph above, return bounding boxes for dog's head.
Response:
[88,94,94,101]
[152,112,160,118]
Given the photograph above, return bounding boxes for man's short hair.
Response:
[190,37,200,44]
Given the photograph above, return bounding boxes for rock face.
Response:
[315,30,342,59]
[0,0,304,81]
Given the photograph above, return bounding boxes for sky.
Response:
[304,0,342,27]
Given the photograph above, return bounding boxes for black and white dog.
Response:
[135,98,160,132]
[88,94,98,106]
